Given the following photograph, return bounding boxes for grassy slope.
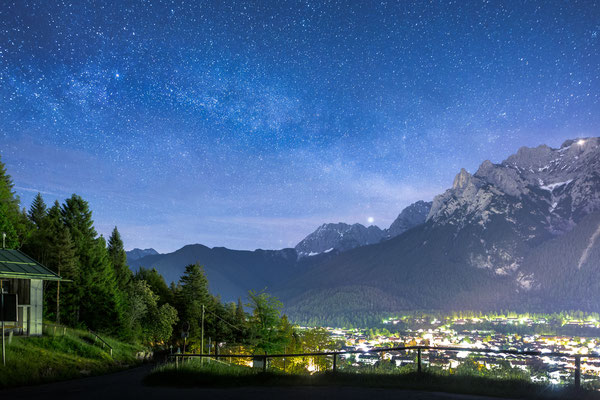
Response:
[0,328,145,388]
[146,361,600,400]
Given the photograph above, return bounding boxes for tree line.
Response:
[0,156,336,362]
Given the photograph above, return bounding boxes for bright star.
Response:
[367,217,374,224]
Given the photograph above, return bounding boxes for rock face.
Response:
[295,223,385,256]
[430,138,600,229]
[295,201,433,257]
[277,137,600,321]
[386,200,432,238]
[126,248,159,262]
[426,137,600,287]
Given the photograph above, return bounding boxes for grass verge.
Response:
[0,327,145,388]
[145,360,600,400]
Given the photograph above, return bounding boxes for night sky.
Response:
[1,1,599,252]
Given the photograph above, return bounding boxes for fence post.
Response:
[575,355,581,390]
[176,355,179,369]
[417,347,422,375]
[263,352,267,373]
[333,352,337,373]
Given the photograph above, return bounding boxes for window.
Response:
[7,279,30,305]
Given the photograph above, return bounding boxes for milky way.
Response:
[1,1,599,252]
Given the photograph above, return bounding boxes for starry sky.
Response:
[1,1,599,253]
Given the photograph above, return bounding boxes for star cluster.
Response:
[1,0,599,251]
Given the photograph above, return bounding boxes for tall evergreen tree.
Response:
[236,297,245,323]
[0,156,26,248]
[28,192,47,227]
[233,297,247,343]
[61,195,97,256]
[79,236,126,333]
[22,194,51,263]
[61,195,124,333]
[176,264,211,339]
[107,226,132,291]
[45,223,79,326]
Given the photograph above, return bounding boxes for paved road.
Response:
[3,365,515,400]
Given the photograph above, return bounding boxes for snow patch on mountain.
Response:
[126,248,159,262]
[578,221,600,269]
[296,201,432,257]
[427,137,600,290]
[295,223,385,256]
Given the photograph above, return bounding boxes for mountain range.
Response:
[128,137,600,324]
[126,248,159,261]
[127,200,430,299]
[294,200,432,257]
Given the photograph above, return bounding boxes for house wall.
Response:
[29,279,43,336]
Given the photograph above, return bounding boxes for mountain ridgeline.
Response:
[128,201,431,299]
[125,247,159,261]
[129,138,600,325]
[294,200,432,257]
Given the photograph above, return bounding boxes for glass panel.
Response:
[7,279,30,305]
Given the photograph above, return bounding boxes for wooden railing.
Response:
[88,329,113,357]
[171,345,598,389]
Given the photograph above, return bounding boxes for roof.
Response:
[0,249,63,281]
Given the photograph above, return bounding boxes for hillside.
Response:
[128,244,333,301]
[0,326,145,388]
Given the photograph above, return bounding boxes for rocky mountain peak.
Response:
[426,136,600,289]
[125,248,159,262]
[453,168,473,190]
[295,222,385,256]
[386,200,432,237]
[295,201,433,257]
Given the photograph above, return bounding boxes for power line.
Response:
[203,305,245,333]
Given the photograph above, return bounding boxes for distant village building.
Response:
[0,249,62,336]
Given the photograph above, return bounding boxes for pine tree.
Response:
[236,297,245,323]
[234,297,247,342]
[176,264,211,339]
[78,236,126,333]
[28,193,47,227]
[0,156,25,248]
[22,194,51,264]
[45,224,79,326]
[61,195,125,333]
[61,195,97,256]
[107,226,132,291]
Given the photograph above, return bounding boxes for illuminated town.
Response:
[318,314,600,387]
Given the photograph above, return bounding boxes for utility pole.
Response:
[201,304,205,365]
[56,267,60,325]
[1,289,5,367]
